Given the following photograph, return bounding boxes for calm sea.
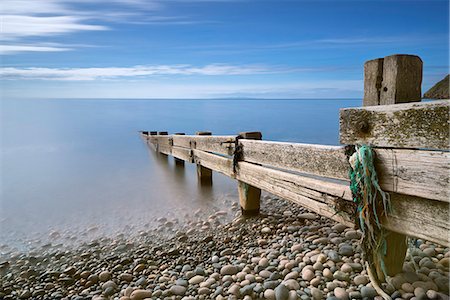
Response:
[0,99,359,249]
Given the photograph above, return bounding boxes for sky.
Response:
[1,0,449,99]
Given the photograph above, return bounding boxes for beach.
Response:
[1,194,448,300]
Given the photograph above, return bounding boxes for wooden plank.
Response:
[192,150,234,178]
[236,161,355,227]
[172,135,236,156]
[382,193,450,247]
[340,100,450,150]
[375,149,449,202]
[172,146,192,163]
[158,145,172,156]
[240,140,350,180]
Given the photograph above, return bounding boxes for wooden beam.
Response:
[172,146,193,163]
[174,133,185,166]
[376,149,449,202]
[192,150,234,177]
[240,140,350,180]
[172,135,236,156]
[382,193,450,247]
[196,131,213,185]
[237,132,262,216]
[236,161,355,226]
[339,100,450,150]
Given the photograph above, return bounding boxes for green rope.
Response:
[349,145,391,279]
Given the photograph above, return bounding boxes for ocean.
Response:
[0,99,359,250]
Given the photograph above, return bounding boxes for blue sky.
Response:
[1,0,448,99]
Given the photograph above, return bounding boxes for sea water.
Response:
[0,99,359,249]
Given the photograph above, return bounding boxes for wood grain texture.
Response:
[382,193,450,247]
[340,100,450,149]
[240,140,350,180]
[172,146,193,163]
[192,150,235,178]
[236,161,355,227]
[173,135,236,156]
[375,149,449,202]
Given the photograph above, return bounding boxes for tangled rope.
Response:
[349,145,392,300]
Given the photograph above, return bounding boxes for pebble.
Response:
[220,265,238,275]
[360,286,378,298]
[334,287,349,300]
[275,283,289,300]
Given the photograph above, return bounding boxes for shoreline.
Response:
[1,196,449,300]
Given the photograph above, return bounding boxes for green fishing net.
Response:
[349,145,391,280]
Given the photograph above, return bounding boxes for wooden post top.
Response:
[158,131,168,135]
[196,131,212,136]
[363,54,422,106]
[239,131,262,140]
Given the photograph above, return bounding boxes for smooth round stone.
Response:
[340,263,352,273]
[323,268,333,279]
[332,224,347,233]
[102,280,117,291]
[311,287,323,300]
[334,287,349,300]
[326,282,337,290]
[402,283,414,293]
[302,269,315,281]
[259,258,269,268]
[344,230,361,240]
[220,265,238,275]
[423,247,436,257]
[260,270,272,278]
[240,285,253,296]
[228,284,240,296]
[264,280,280,289]
[284,271,298,280]
[99,271,111,282]
[211,255,220,263]
[328,251,340,262]
[198,287,211,295]
[353,275,369,286]
[188,275,205,284]
[313,237,329,245]
[310,277,321,287]
[426,290,438,299]
[313,262,323,271]
[414,287,426,299]
[360,286,377,298]
[275,284,290,300]
[333,271,349,281]
[283,279,300,290]
[130,289,152,300]
[170,285,186,296]
[291,244,303,252]
[348,291,361,299]
[264,289,276,300]
[119,273,133,282]
[338,245,354,257]
[176,279,188,286]
[261,227,272,234]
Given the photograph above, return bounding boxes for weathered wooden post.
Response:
[364,54,422,106]
[174,133,185,166]
[237,132,262,216]
[158,131,168,156]
[196,131,213,185]
[363,54,423,281]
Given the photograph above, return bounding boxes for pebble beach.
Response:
[1,195,449,300]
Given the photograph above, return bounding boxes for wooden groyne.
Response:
[140,55,449,284]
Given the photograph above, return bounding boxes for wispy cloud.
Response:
[0,44,72,54]
[0,64,293,80]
